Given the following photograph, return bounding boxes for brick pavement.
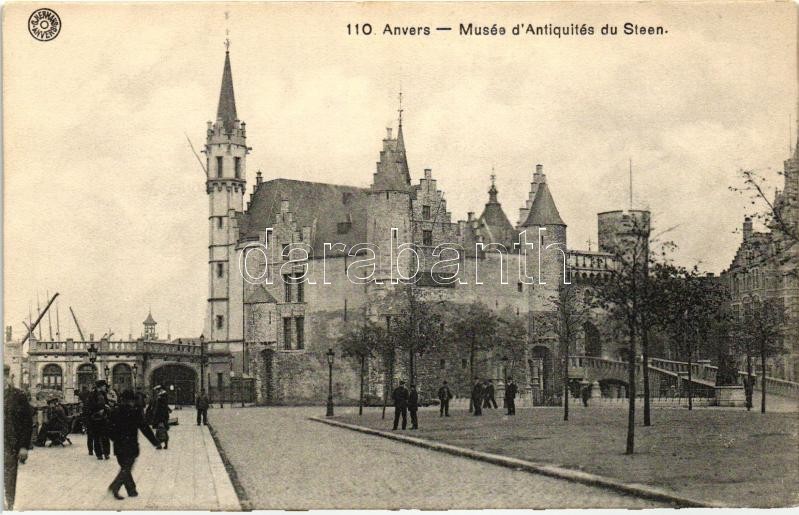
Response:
[210,406,663,509]
[14,409,239,510]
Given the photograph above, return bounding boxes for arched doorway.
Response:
[584,321,602,357]
[77,363,97,393]
[42,364,63,391]
[528,346,553,405]
[112,363,133,393]
[151,364,197,405]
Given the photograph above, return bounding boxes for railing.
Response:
[28,339,230,357]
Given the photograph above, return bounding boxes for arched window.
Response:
[42,364,63,390]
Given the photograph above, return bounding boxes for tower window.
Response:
[518,282,523,292]
[216,263,224,278]
[234,157,241,179]
[296,317,305,350]
[297,277,305,303]
[217,217,223,229]
[216,156,223,178]
[423,230,433,246]
[283,317,292,350]
[215,315,224,329]
[422,205,431,220]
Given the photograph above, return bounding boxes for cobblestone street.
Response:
[210,406,662,509]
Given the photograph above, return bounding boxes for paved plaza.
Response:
[209,406,662,509]
[14,409,239,510]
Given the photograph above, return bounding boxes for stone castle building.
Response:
[721,138,799,381]
[203,49,647,404]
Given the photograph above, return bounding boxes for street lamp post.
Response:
[104,365,110,380]
[326,348,335,417]
[132,363,138,389]
[87,343,98,364]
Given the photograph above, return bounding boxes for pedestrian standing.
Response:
[4,364,33,511]
[581,381,591,407]
[88,380,111,460]
[196,389,210,426]
[408,384,419,430]
[471,378,484,416]
[152,388,172,449]
[484,379,498,409]
[108,390,162,500]
[391,380,409,430]
[437,381,453,417]
[504,377,518,416]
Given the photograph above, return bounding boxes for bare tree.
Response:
[551,284,589,421]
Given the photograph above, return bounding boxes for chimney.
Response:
[467,212,475,222]
[743,217,753,241]
[386,128,393,139]
[89,333,94,341]
[424,168,432,180]
[5,326,11,343]
[256,171,263,186]
[536,164,543,173]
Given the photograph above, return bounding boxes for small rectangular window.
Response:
[423,230,433,246]
[216,156,223,178]
[422,205,431,220]
[283,318,292,350]
[234,157,241,179]
[297,277,305,303]
[216,315,224,329]
[217,217,223,229]
[216,263,224,278]
[517,282,523,292]
[284,275,292,302]
[296,317,305,349]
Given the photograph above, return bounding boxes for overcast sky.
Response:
[4,2,797,340]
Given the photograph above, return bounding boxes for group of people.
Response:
[471,377,517,416]
[389,377,520,431]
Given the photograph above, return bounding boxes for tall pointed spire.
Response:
[396,90,405,153]
[217,50,238,132]
[488,170,498,203]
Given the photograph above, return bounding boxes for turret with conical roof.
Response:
[477,174,515,248]
[143,310,157,340]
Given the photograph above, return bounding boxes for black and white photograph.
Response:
[2,1,798,510]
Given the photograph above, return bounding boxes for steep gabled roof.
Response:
[521,182,565,226]
[478,182,516,247]
[143,312,156,325]
[240,179,369,256]
[245,283,278,304]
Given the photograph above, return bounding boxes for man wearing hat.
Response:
[4,363,33,510]
[87,380,111,460]
[108,389,162,499]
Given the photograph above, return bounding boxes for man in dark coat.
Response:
[108,390,162,499]
[4,364,33,510]
[471,378,483,416]
[79,388,95,455]
[391,380,409,430]
[196,389,210,426]
[87,380,111,460]
[504,378,518,415]
[408,384,420,430]
[437,381,453,417]
[483,379,498,409]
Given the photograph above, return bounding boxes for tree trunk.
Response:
[563,342,569,421]
[745,354,753,411]
[626,320,636,455]
[642,325,651,426]
[760,351,767,414]
[409,345,415,387]
[469,335,476,412]
[359,355,365,416]
[381,349,394,420]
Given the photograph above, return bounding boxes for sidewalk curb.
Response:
[207,421,252,511]
[309,416,724,509]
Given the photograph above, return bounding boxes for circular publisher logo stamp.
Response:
[28,8,61,42]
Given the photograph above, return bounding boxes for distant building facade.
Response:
[721,140,799,381]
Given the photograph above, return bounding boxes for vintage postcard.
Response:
[2,1,798,511]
